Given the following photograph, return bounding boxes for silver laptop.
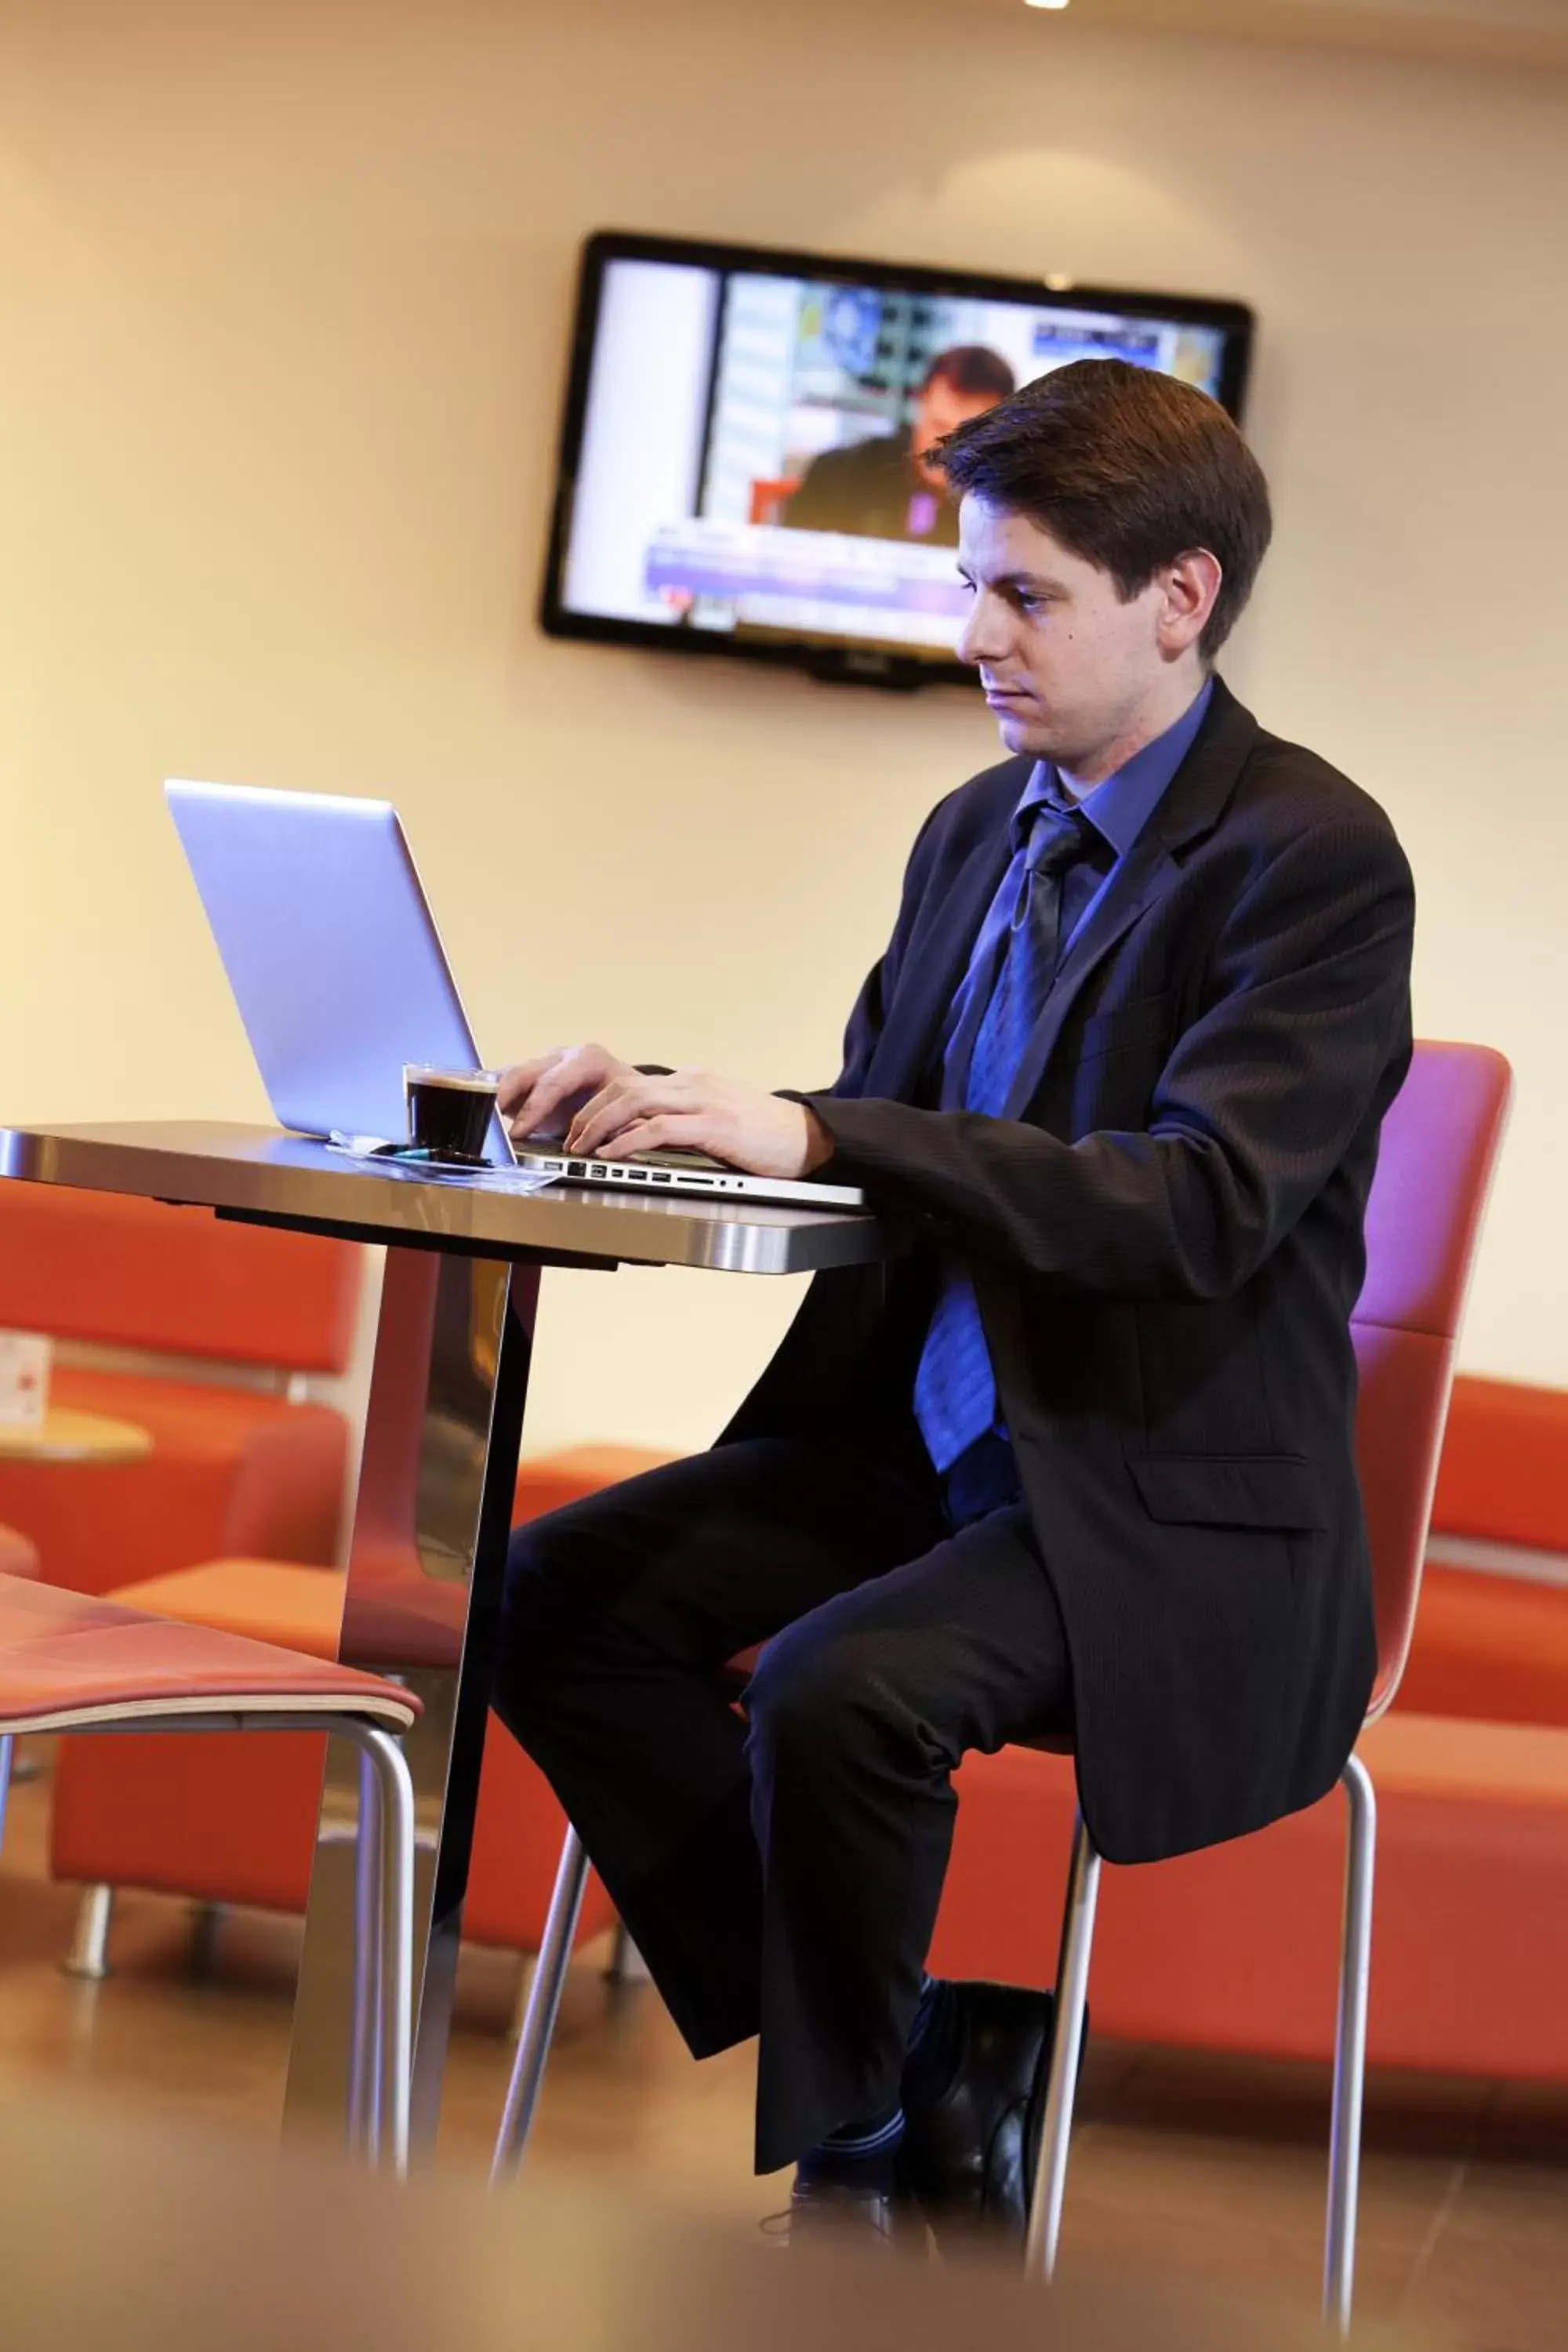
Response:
[164,781,866,1211]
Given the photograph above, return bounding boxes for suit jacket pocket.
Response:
[1129,1453,1327,1531]
[1078,994,1171,1060]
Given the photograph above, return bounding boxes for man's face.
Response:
[954,496,1199,777]
[912,377,1003,489]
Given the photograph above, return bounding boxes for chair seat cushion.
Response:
[0,1572,416,1733]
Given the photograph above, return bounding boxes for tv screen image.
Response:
[541,232,1254,689]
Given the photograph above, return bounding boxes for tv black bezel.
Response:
[538,228,1255,692]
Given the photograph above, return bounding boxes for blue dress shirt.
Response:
[938,677,1214,1112]
[916,677,1215,1501]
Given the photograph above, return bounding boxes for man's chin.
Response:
[988,700,1049,757]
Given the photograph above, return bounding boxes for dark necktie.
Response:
[914,794,1089,1475]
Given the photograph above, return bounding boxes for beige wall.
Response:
[2,0,1565,1458]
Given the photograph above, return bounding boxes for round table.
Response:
[0,1407,152,1465]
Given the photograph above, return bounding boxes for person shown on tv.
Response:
[782,345,1015,544]
[495,362,1414,2250]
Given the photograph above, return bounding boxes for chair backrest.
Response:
[0,1182,361,1374]
[1352,1040,1512,1719]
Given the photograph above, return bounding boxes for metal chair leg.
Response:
[347,1743,387,2161]
[187,1900,228,1976]
[1023,1811,1102,2282]
[63,1882,116,1980]
[336,1722,416,2180]
[0,1733,13,1855]
[1324,1751,1377,2335]
[489,1825,590,2186]
[605,1921,649,1986]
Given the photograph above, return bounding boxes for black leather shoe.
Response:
[898,1981,1069,2248]
[777,2176,907,2252]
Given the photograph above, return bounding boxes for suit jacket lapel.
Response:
[1001,678,1262,1122]
[861,824,1014,1102]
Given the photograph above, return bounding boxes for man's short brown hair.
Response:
[931,358,1272,659]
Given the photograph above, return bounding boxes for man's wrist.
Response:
[798,1105,835,1175]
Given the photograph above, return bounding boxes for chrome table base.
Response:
[281,1247,534,2160]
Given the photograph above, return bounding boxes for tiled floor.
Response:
[2,1755,1566,2349]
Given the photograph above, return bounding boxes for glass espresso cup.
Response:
[402,1065,501,1164]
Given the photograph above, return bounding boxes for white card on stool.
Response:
[0,1333,51,1425]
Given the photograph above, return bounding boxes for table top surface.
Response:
[0,1120,891,1277]
[0,1406,151,1464]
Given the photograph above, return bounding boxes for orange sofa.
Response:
[0,1185,360,1593]
[1394,1373,1568,1729]
[930,1714,1568,2081]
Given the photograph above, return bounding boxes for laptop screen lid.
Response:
[165,780,514,1164]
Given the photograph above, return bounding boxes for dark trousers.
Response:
[492,1437,1073,2172]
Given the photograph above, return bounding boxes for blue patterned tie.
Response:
[914,793,1088,1474]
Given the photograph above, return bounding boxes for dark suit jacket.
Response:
[723,677,1415,1866]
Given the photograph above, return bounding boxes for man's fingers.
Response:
[508,1044,626,1139]
[594,1113,709,1162]
[495,1052,565,1116]
[566,1074,691,1158]
[563,1079,648,1158]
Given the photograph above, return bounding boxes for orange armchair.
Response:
[0,1184,361,1593]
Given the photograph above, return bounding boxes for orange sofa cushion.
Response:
[0,1523,39,1581]
[1430,1373,1568,1552]
[1396,1564,1568,1728]
[0,1366,347,1595]
[0,1185,360,1372]
[514,1445,676,1524]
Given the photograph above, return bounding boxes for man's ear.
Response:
[1157,548,1223,656]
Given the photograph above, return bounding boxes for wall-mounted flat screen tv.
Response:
[540,230,1254,691]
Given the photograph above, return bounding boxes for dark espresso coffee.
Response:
[402,1065,500,1164]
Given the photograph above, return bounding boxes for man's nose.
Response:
[956,592,1009,669]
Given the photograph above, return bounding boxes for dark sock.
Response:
[794,2101,905,2196]
[902,1974,963,2113]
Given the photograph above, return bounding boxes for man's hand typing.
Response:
[501,1046,833,1180]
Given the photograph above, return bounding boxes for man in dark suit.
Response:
[495,359,1414,2246]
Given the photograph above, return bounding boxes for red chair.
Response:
[0,1573,419,2169]
[489,1040,1513,2324]
[1021,1040,1511,2328]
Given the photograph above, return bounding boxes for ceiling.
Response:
[957,0,1568,71]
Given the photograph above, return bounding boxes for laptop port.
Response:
[566,1160,586,1178]
[651,1171,671,1182]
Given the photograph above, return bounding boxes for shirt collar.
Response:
[1014,675,1215,862]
